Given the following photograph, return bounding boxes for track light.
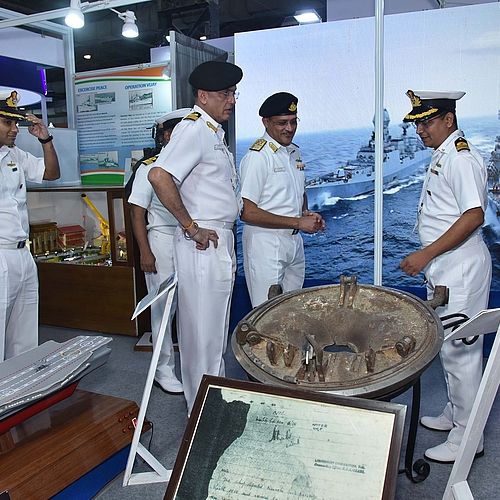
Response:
[293,9,322,24]
[65,0,85,29]
[119,10,139,38]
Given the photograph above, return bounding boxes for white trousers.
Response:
[0,248,39,361]
[174,224,235,413]
[243,226,305,308]
[426,239,491,446]
[145,229,177,383]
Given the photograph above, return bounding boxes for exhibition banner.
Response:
[75,66,172,185]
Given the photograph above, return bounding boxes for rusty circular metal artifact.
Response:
[232,280,443,399]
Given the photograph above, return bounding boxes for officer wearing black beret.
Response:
[148,60,243,413]
[239,92,325,307]
[400,90,491,463]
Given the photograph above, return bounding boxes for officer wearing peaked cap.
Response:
[127,108,190,394]
[0,90,60,361]
[240,92,325,307]
[148,61,243,413]
[400,90,491,463]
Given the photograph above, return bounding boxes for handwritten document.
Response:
[173,386,396,500]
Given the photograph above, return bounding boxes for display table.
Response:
[0,390,149,499]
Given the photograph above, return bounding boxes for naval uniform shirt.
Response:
[239,132,305,218]
[154,105,240,223]
[418,130,487,248]
[128,161,177,234]
[0,145,45,244]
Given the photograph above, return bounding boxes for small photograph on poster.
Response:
[95,92,116,104]
[131,149,144,167]
[97,151,119,169]
[129,90,153,110]
[77,93,97,113]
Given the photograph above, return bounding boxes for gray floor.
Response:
[39,326,500,500]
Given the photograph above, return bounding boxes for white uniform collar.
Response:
[263,131,296,154]
[193,104,222,132]
[435,129,464,153]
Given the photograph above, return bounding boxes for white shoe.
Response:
[154,377,183,394]
[420,413,453,431]
[424,441,484,464]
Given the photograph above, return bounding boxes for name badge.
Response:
[273,165,286,172]
[214,144,225,151]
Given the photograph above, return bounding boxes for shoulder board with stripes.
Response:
[249,139,266,151]
[183,112,201,121]
[142,155,158,165]
[455,137,470,152]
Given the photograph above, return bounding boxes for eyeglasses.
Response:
[269,117,300,128]
[215,89,239,100]
[412,112,446,129]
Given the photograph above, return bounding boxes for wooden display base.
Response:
[0,390,150,499]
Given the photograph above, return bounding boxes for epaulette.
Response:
[183,112,201,121]
[269,142,279,153]
[455,137,470,152]
[249,138,266,151]
[206,121,218,132]
[142,155,158,165]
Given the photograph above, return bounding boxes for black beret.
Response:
[189,61,243,91]
[259,92,298,118]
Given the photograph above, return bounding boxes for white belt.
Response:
[245,225,299,236]
[0,240,28,250]
[195,220,235,230]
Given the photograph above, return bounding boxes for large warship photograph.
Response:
[305,110,430,209]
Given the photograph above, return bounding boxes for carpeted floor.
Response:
[38,323,499,500]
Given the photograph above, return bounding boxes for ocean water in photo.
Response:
[236,115,500,290]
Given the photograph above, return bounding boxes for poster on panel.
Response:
[75,65,172,186]
[235,3,500,289]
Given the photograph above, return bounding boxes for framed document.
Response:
[165,376,406,500]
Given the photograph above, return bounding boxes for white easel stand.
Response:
[122,276,178,486]
[442,308,500,500]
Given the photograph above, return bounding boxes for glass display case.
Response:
[27,185,148,336]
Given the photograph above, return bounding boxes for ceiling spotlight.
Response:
[65,0,85,29]
[293,9,321,24]
[83,54,92,60]
[119,10,139,38]
[199,35,207,41]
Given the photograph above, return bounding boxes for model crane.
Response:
[81,194,110,255]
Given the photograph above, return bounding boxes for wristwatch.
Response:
[38,135,53,144]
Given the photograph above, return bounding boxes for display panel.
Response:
[235,3,500,289]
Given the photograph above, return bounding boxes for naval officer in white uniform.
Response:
[239,92,325,307]
[148,61,243,413]
[128,108,190,394]
[400,90,491,463]
[0,90,60,361]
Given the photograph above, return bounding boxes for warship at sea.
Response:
[487,112,500,218]
[305,110,431,208]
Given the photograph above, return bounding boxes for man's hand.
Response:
[400,249,432,277]
[140,249,157,273]
[25,113,50,140]
[299,211,326,234]
[188,226,219,250]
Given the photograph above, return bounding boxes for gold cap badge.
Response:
[406,90,421,107]
[288,102,297,112]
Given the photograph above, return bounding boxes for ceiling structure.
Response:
[0,1,327,72]
[0,0,494,124]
